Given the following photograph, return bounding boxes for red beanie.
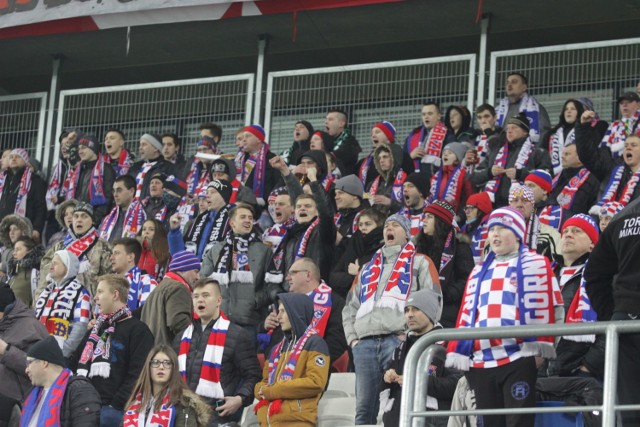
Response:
[465,192,492,215]
[424,200,455,225]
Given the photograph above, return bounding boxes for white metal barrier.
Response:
[264,55,477,155]
[0,92,47,161]
[400,320,640,427]
[489,38,640,124]
[49,74,255,171]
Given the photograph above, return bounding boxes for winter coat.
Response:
[7,245,44,307]
[365,143,406,214]
[0,167,47,233]
[0,299,49,402]
[39,375,102,427]
[329,226,384,298]
[0,214,33,274]
[548,166,600,216]
[36,231,112,299]
[255,294,330,426]
[47,199,78,249]
[141,272,193,346]
[470,134,553,208]
[332,130,362,176]
[128,156,174,202]
[174,317,261,424]
[355,147,414,190]
[381,327,463,427]
[72,158,116,226]
[575,120,640,208]
[444,105,475,144]
[200,236,271,326]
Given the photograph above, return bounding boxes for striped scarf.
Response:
[133,161,157,201]
[563,261,597,343]
[210,230,258,286]
[99,200,147,240]
[35,278,90,346]
[66,228,99,262]
[46,160,68,210]
[405,122,448,171]
[553,168,591,210]
[236,143,268,200]
[105,149,133,177]
[125,265,158,311]
[429,165,465,208]
[496,93,542,142]
[484,137,533,202]
[20,369,71,427]
[309,282,333,337]
[549,127,576,175]
[66,155,107,205]
[123,392,176,427]
[600,110,640,159]
[178,313,230,398]
[368,170,407,203]
[14,166,32,217]
[265,218,319,284]
[594,164,640,209]
[358,153,374,186]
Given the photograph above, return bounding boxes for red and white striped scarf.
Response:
[99,200,147,240]
[309,282,333,337]
[134,161,157,201]
[595,164,640,209]
[123,392,176,427]
[553,168,591,210]
[484,137,533,202]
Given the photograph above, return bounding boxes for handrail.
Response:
[400,320,640,427]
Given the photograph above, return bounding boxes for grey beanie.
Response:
[335,174,364,198]
[443,142,467,163]
[406,288,443,323]
[141,133,163,152]
[384,213,411,240]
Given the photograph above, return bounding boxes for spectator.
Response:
[357,121,410,189]
[334,174,367,249]
[141,250,201,346]
[541,98,588,175]
[7,236,43,307]
[46,198,77,249]
[254,293,330,426]
[37,203,112,298]
[211,157,259,208]
[470,113,552,207]
[457,191,492,264]
[428,142,474,214]
[176,278,260,425]
[262,187,295,251]
[495,72,551,142]
[129,133,172,202]
[330,207,385,298]
[309,130,335,153]
[199,122,223,155]
[381,288,460,427]
[21,336,101,426]
[234,124,279,208]
[265,257,348,367]
[399,172,430,238]
[576,111,640,214]
[110,237,158,312]
[45,130,77,243]
[548,140,600,217]
[466,104,503,173]
[161,132,187,178]
[99,174,147,242]
[446,207,563,427]
[103,128,134,177]
[200,203,271,342]
[0,214,32,276]
[138,218,170,280]
[598,201,624,231]
[414,200,474,327]
[524,169,571,230]
[365,143,406,215]
[282,120,314,166]
[0,284,48,423]
[66,134,116,226]
[72,274,154,427]
[444,105,475,144]
[34,249,91,357]
[0,148,46,239]
[295,149,336,200]
[324,108,362,175]
[142,172,169,221]
[343,213,441,424]
[405,102,455,180]
[123,344,210,427]
[600,91,640,159]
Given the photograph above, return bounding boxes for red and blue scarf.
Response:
[358,154,374,186]
[309,282,333,337]
[595,164,640,209]
[553,168,591,211]
[123,392,176,427]
[105,149,133,177]
[484,137,533,202]
[20,369,72,427]
[405,121,448,171]
[236,143,268,200]
[600,110,640,159]
[561,262,597,343]
[429,165,465,208]
[66,155,107,205]
[99,200,147,240]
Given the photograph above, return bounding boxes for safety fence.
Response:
[0,92,47,161]
[489,37,640,124]
[264,55,477,156]
[47,74,255,170]
[400,320,640,427]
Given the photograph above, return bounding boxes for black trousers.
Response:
[465,356,537,427]
[0,393,18,427]
[612,312,640,426]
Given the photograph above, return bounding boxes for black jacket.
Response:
[59,375,102,427]
[174,317,261,424]
[548,166,600,216]
[333,131,362,176]
[575,120,640,206]
[0,167,47,233]
[470,134,552,208]
[128,156,174,201]
[237,149,280,204]
[329,227,384,298]
[73,159,116,226]
[585,199,640,321]
[381,327,462,427]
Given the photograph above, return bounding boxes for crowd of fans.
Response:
[0,72,639,427]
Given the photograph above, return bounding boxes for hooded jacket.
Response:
[0,299,49,402]
[47,199,79,249]
[367,144,405,214]
[0,214,33,274]
[255,293,330,426]
[444,106,476,144]
[7,244,44,307]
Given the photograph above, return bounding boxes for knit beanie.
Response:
[487,207,527,243]
[212,159,231,175]
[0,283,15,313]
[334,175,364,198]
[600,201,624,218]
[296,120,314,138]
[508,183,535,204]
[525,169,553,193]
[10,148,30,165]
[78,134,100,155]
[27,336,65,367]
[507,113,531,133]
[465,192,492,215]
[141,133,163,152]
[424,200,455,225]
[373,121,396,143]
[442,142,467,164]
[169,250,201,272]
[404,172,430,198]
[384,213,412,240]
[73,202,94,218]
[208,179,233,204]
[164,175,188,198]
[244,125,266,142]
[562,213,599,245]
[406,288,443,323]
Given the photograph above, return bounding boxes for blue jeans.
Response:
[352,334,400,425]
[100,405,124,427]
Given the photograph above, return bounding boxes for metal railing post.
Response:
[603,323,619,427]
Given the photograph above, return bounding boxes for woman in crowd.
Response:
[123,344,210,427]
[541,98,588,175]
[457,191,492,263]
[444,105,475,144]
[137,218,170,280]
[47,199,78,249]
[7,236,43,307]
[0,213,32,277]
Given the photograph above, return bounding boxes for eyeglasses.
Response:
[287,269,308,276]
[26,358,41,366]
[150,359,173,368]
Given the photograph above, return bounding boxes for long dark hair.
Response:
[138,219,170,270]
[414,216,452,269]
